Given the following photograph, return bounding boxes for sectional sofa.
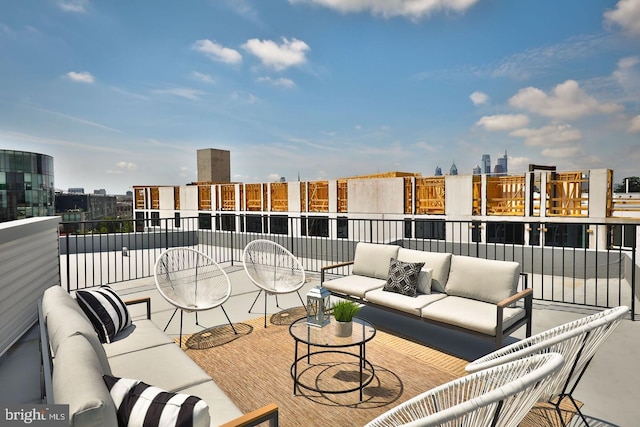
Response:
[38,285,278,427]
[321,242,533,347]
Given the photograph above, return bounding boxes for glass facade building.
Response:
[0,150,55,222]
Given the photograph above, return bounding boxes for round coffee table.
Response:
[289,316,376,400]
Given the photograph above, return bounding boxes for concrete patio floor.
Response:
[2,263,638,426]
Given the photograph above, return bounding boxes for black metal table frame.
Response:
[289,317,376,401]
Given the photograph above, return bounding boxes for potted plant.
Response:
[332,300,361,337]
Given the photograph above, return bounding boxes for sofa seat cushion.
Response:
[445,255,520,304]
[108,344,212,393]
[397,249,452,293]
[103,319,175,358]
[366,289,446,316]
[322,275,386,299]
[352,243,400,280]
[421,296,526,336]
[53,334,118,427]
[104,374,210,427]
[179,381,243,426]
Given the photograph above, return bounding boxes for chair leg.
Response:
[296,290,305,308]
[179,309,184,348]
[249,289,263,313]
[164,307,179,332]
[263,291,268,328]
[220,305,238,335]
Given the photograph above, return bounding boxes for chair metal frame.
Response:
[465,305,629,426]
[154,247,237,346]
[365,353,565,427]
[242,239,306,327]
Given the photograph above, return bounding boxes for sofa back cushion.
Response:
[445,255,520,304]
[352,243,400,280]
[397,248,452,293]
[53,334,118,427]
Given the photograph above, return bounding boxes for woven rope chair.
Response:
[365,353,564,427]
[242,239,306,327]
[465,305,628,426]
[154,247,236,346]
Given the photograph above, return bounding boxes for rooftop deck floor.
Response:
[2,264,638,426]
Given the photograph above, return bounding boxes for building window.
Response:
[471,221,482,243]
[174,212,180,228]
[337,216,348,239]
[610,224,636,249]
[150,211,160,227]
[270,215,288,235]
[245,214,262,233]
[415,220,445,240]
[219,214,236,231]
[308,216,329,237]
[545,223,588,248]
[198,213,212,230]
[487,222,524,244]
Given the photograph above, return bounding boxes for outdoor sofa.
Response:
[321,242,532,347]
[38,285,278,427]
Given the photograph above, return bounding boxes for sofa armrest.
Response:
[219,403,279,427]
[37,298,54,404]
[125,297,151,320]
[320,261,354,283]
[495,281,533,346]
[496,287,532,309]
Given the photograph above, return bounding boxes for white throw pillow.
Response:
[417,267,434,294]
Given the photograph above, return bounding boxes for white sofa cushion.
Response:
[42,285,90,321]
[179,381,244,426]
[445,255,520,304]
[366,289,446,316]
[421,296,526,336]
[107,344,212,393]
[103,319,175,358]
[352,242,400,279]
[53,334,118,427]
[397,248,452,293]
[322,275,386,299]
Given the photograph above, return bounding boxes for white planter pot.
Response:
[334,320,353,337]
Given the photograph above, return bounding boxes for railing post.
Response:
[65,233,71,292]
[632,225,637,320]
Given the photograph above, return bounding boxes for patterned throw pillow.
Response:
[383,259,425,297]
[104,375,210,427]
[76,286,132,343]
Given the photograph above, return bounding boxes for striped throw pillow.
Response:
[104,375,210,427]
[76,286,132,343]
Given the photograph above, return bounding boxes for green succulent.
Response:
[332,300,361,322]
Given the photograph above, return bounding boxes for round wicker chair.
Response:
[154,247,236,346]
[242,239,306,327]
[465,305,628,426]
[365,352,564,427]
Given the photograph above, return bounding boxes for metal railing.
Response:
[59,216,638,318]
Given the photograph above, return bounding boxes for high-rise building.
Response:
[472,165,482,175]
[197,148,231,183]
[0,149,55,222]
[449,161,458,175]
[434,166,442,176]
[497,150,508,174]
[481,154,491,174]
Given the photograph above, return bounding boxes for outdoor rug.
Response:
[179,307,578,427]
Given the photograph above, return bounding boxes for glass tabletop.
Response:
[289,316,376,347]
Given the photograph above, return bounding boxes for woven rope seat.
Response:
[365,353,564,427]
[465,305,628,426]
[242,239,306,327]
[154,247,236,345]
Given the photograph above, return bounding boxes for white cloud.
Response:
[509,123,582,147]
[65,71,95,84]
[470,91,489,105]
[289,0,480,20]
[257,76,296,88]
[242,37,310,71]
[106,161,137,174]
[230,91,259,104]
[541,146,583,158]
[191,71,215,84]
[613,56,640,99]
[58,0,89,13]
[630,115,640,133]
[476,114,529,131]
[193,39,242,64]
[152,88,205,100]
[509,80,623,120]
[604,0,640,36]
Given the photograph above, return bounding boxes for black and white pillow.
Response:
[103,375,210,427]
[76,286,131,343]
[383,259,425,297]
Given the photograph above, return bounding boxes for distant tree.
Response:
[614,176,640,193]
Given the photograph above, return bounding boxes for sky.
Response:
[1,0,640,195]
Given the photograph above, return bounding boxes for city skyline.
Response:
[1,0,639,194]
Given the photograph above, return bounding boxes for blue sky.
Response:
[1,0,639,194]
